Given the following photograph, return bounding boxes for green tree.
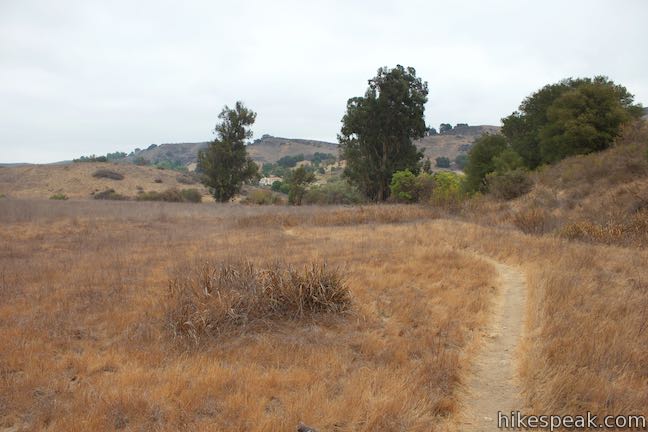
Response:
[502,76,642,168]
[439,123,452,134]
[435,156,450,168]
[339,65,428,201]
[464,134,508,193]
[454,154,468,170]
[492,148,524,174]
[198,102,260,202]
[286,166,315,205]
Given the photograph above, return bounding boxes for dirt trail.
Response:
[454,257,528,432]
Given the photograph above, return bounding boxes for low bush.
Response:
[136,188,201,203]
[179,188,202,203]
[242,189,283,205]
[431,171,464,209]
[303,180,365,205]
[49,193,68,200]
[166,260,350,344]
[389,170,435,203]
[487,169,534,200]
[93,189,129,200]
[92,169,124,180]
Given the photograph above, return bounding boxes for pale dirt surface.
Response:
[451,256,528,432]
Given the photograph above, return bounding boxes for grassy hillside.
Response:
[466,120,648,247]
[0,162,209,200]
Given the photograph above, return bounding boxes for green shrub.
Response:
[454,154,468,170]
[487,169,534,200]
[389,170,435,203]
[49,193,68,200]
[431,171,464,207]
[93,189,129,200]
[389,170,418,203]
[303,180,365,205]
[271,180,283,192]
[435,156,450,168]
[92,169,124,180]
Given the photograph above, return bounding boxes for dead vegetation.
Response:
[167,260,351,345]
[0,203,496,431]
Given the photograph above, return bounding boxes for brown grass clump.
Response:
[559,210,648,247]
[511,207,554,234]
[92,169,124,180]
[167,260,350,344]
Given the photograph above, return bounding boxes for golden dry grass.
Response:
[1,199,647,431]
[0,202,495,431]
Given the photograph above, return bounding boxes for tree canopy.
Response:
[339,65,428,201]
[501,76,643,168]
[463,134,508,193]
[198,102,259,202]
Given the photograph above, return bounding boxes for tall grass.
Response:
[167,260,350,344]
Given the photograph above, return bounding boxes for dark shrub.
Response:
[242,189,283,205]
[94,189,129,200]
[303,180,365,205]
[92,169,124,180]
[179,188,202,203]
[136,188,201,203]
[487,169,534,200]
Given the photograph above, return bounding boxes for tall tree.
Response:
[286,166,316,205]
[339,65,428,201]
[502,77,642,168]
[463,134,508,193]
[198,102,259,202]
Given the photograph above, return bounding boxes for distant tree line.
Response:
[73,151,127,163]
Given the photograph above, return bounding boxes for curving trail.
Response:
[454,257,528,432]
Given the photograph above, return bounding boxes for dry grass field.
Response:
[2,128,648,431]
[0,202,498,431]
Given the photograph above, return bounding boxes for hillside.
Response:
[415,125,500,168]
[126,135,338,168]
[467,120,648,247]
[0,162,209,200]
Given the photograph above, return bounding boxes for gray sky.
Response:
[1,0,647,163]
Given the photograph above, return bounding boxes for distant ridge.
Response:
[125,135,338,168]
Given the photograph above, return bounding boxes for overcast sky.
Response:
[1,0,647,163]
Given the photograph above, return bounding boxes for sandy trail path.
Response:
[453,257,528,432]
